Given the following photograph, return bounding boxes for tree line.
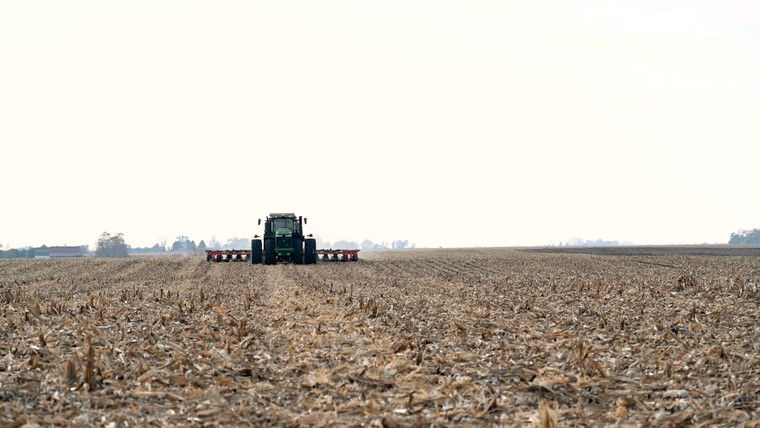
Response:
[0,245,90,259]
[96,232,129,258]
[729,229,760,245]
[0,235,418,259]
[0,246,37,259]
[360,239,415,250]
[129,236,208,254]
[3,228,756,259]
[104,234,417,258]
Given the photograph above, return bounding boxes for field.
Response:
[1,248,759,426]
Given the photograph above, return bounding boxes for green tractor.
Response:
[251,213,317,265]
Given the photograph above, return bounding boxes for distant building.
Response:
[49,246,82,258]
[34,248,50,259]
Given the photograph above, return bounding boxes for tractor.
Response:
[205,213,359,264]
[252,213,316,265]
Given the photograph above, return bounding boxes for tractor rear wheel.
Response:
[216,254,223,263]
[251,239,262,264]
[292,237,303,264]
[304,238,317,264]
[264,239,276,265]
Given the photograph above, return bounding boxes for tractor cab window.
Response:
[273,218,294,232]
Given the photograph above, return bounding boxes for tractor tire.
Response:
[304,238,317,264]
[251,239,262,264]
[216,254,223,263]
[264,239,276,265]
[206,254,212,262]
[292,237,303,264]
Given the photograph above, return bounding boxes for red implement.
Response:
[206,249,359,262]
[317,249,360,262]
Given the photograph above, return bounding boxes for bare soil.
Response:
[521,245,760,257]
[1,249,759,426]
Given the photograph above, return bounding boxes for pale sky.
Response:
[1,1,758,249]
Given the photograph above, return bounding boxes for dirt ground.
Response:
[1,248,759,426]
[520,245,760,257]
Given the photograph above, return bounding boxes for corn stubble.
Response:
[0,250,759,426]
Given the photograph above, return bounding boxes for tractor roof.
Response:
[268,213,296,218]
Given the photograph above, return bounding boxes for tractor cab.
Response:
[272,217,295,235]
[263,213,303,236]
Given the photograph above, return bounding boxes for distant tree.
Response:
[392,240,409,250]
[5,248,20,258]
[197,240,207,254]
[172,236,190,252]
[333,240,359,250]
[361,240,389,250]
[96,232,128,258]
[0,247,33,259]
[564,238,631,247]
[208,237,222,250]
[224,237,250,249]
[128,243,170,254]
[79,245,90,255]
[729,229,760,244]
[315,236,331,249]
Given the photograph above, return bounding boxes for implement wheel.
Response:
[251,239,262,264]
[304,238,317,264]
[216,254,223,263]
[264,239,276,265]
[292,237,303,264]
